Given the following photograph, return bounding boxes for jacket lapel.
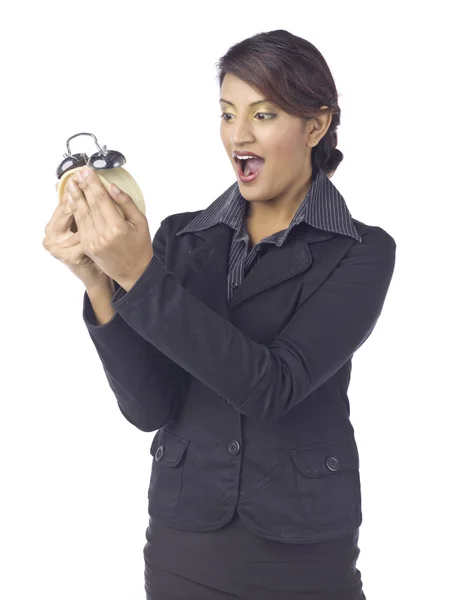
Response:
[185,225,231,318]
[183,223,340,318]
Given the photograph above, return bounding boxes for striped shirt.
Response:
[176,167,362,304]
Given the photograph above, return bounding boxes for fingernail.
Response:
[68,179,77,193]
[68,192,74,205]
[82,166,91,179]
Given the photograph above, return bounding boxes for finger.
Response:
[54,230,81,248]
[55,243,86,266]
[76,167,123,228]
[43,226,78,252]
[70,171,108,232]
[108,182,145,224]
[66,177,98,249]
[44,199,75,239]
[47,235,84,263]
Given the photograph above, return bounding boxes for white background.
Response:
[1,1,447,598]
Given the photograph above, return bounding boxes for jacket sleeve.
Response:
[111,221,396,421]
[82,219,189,432]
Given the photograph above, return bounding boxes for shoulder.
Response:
[352,217,396,252]
[341,218,397,286]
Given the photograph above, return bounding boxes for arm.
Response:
[111,221,396,421]
[86,278,116,325]
[83,221,189,432]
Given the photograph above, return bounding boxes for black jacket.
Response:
[83,211,396,543]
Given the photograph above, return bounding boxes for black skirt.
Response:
[143,511,366,600]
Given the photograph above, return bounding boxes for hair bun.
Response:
[324,147,343,172]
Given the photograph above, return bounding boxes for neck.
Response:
[245,167,313,230]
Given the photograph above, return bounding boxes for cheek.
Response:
[271,136,301,166]
[220,127,229,150]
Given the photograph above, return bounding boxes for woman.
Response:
[44,30,396,600]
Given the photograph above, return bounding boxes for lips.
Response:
[233,151,264,159]
[235,156,265,183]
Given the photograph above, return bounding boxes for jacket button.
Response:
[155,445,165,461]
[325,456,340,471]
[228,440,241,456]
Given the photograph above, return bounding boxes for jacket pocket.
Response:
[148,428,189,515]
[291,437,361,526]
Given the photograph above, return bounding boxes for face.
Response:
[219,73,332,211]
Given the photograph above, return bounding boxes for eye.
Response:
[219,112,276,122]
[255,113,276,120]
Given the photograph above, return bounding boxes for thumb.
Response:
[109,183,144,222]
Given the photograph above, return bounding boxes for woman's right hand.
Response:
[42,180,113,292]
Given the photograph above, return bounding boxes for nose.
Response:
[229,118,255,148]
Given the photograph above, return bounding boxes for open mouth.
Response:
[234,156,247,171]
[234,156,264,177]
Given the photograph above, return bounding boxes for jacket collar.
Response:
[174,169,361,317]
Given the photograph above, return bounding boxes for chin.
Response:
[238,187,269,202]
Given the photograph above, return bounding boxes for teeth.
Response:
[233,153,259,160]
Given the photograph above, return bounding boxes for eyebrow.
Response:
[219,98,270,108]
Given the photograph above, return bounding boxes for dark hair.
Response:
[216,30,343,178]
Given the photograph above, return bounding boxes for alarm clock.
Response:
[56,132,146,231]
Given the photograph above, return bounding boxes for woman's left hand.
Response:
[67,166,154,292]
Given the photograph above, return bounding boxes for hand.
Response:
[43,179,113,291]
[67,166,154,291]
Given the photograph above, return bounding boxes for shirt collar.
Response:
[176,167,362,243]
